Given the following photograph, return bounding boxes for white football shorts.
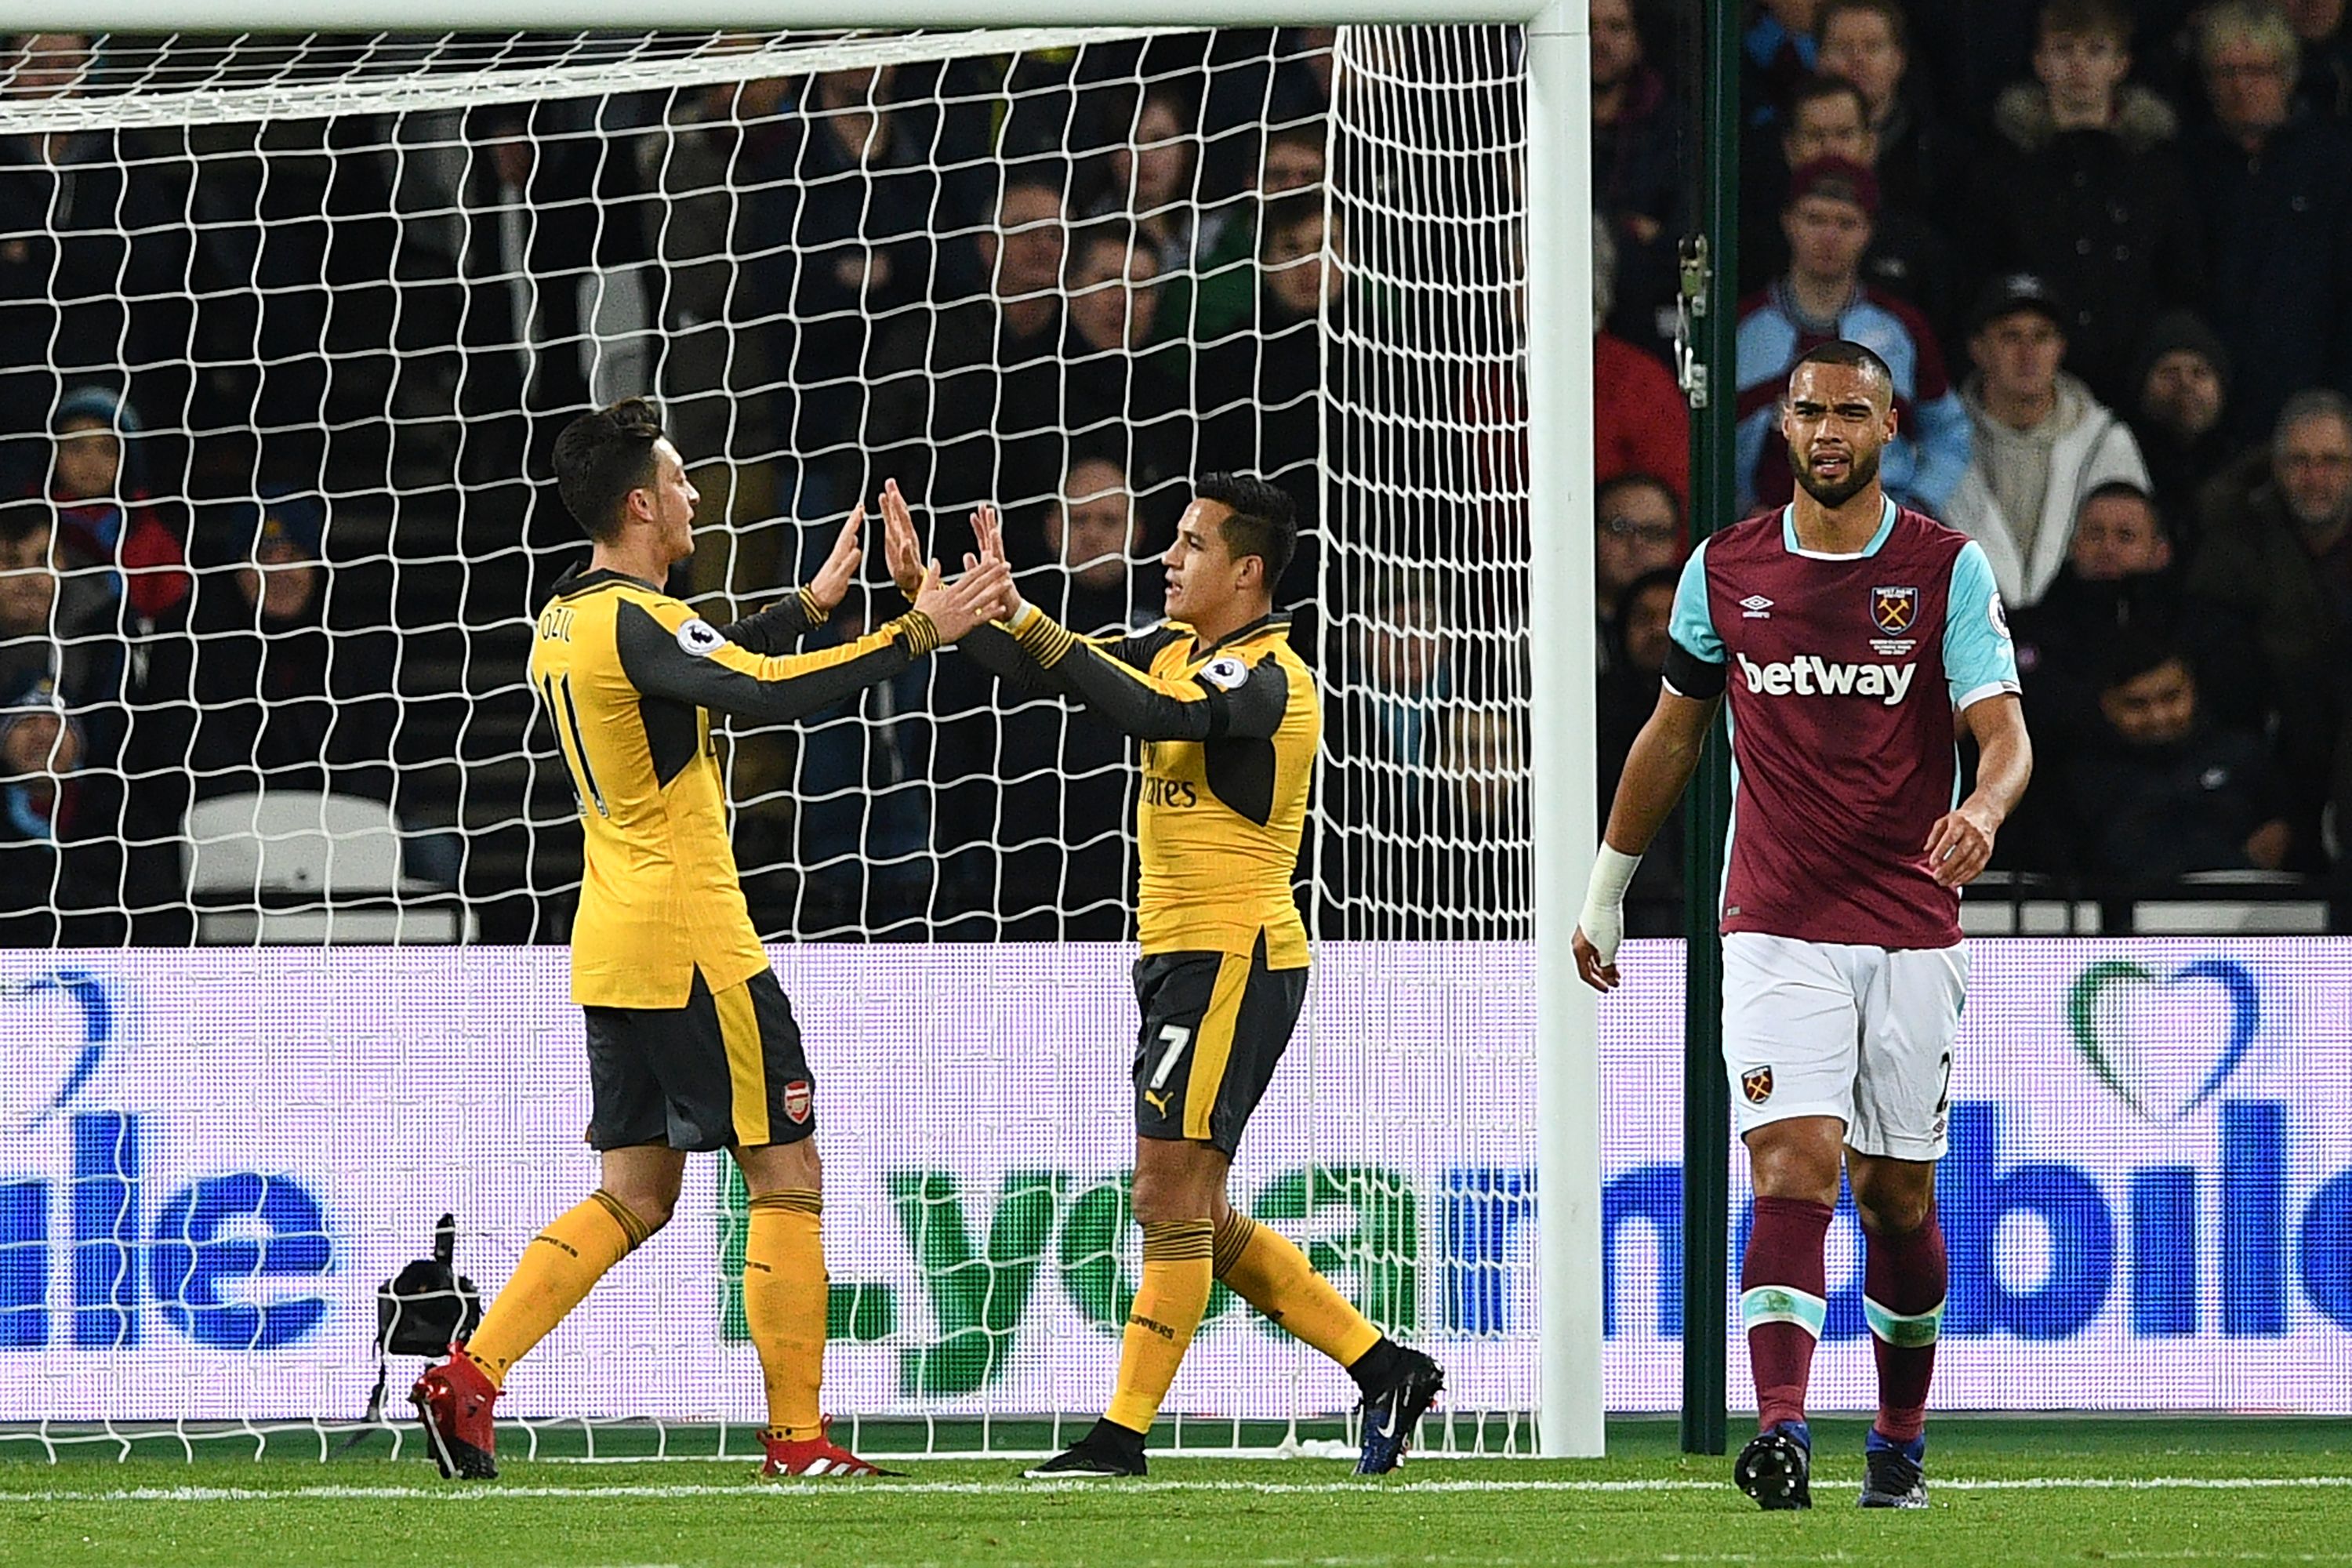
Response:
[1720,931,1969,1160]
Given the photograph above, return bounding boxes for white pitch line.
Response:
[5,1475,2352,1504]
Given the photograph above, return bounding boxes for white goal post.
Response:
[0,3,1602,1458]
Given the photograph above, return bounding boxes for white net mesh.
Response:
[0,24,1537,1458]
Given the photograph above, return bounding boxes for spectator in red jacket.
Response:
[43,385,190,630]
[1593,219,1689,503]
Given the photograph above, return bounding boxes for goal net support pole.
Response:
[1522,0,1603,1462]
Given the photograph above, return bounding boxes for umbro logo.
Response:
[1740,594,1773,619]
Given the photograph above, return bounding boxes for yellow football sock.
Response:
[1214,1211,1381,1368]
[1103,1219,1214,1436]
[745,1189,828,1443]
[464,1189,649,1387]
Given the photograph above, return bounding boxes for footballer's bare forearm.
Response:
[1602,691,1718,855]
[1959,692,2031,827]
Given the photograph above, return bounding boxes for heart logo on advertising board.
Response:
[2065,957,2259,1121]
[0,971,114,1135]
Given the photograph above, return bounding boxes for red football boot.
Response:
[410,1345,499,1479]
[760,1417,897,1478]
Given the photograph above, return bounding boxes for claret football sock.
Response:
[1864,1204,1947,1445]
[1739,1196,1834,1431]
[1103,1219,1215,1435]
[1213,1210,1383,1370]
[464,1188,651,1386]
[746,1189,828,1443]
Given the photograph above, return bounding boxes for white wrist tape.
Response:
[1578,845,1643,965]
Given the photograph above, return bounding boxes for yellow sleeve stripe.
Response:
[795,586,824,623]
[1011,608,1077,667]
[883,610,941,658]
[706,626,906,681]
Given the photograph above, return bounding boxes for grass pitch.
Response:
[4,1418,2350,1567]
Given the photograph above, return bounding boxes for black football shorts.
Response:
[582,966,815,1152]
[1131,932,1308,1156]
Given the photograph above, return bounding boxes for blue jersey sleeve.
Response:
[1944,539,2021,708]
[1668,539,1723,665]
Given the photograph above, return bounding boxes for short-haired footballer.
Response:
[883,474,1445,1478]
[1577,341,2031,1510]
[410,399,1014,1481]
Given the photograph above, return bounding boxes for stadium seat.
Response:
[180,791,474,945]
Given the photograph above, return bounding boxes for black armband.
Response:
[1661,640,1727,699]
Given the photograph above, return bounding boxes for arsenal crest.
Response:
[1871,585,1919,637]
[784,1080,814,1125]
[1741,1066,1775,1105]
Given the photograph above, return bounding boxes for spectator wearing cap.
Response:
[1733,155,1970,516]
[2186,0,2352,438]
[1737,74,1955,331]
[42,385,191,630]
[2128,310,2241,544]
[1944,272,2150,606]
[1967,0,2205,409]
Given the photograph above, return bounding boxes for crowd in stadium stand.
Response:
[0,28,1395,942]
[1599,0,2352,933]
[1,8,2350,943]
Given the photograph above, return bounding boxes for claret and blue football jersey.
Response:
[1663,498,2021,949]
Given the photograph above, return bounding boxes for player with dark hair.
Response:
[410,398,1014,1482]
[1576,341,2031,1510]
[881,473,1443,1478]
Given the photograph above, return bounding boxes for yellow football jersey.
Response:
[528,567,938,1008]
[975,608,1316,968]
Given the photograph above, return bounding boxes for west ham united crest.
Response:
[1741,1065,1774,1105]
[1871,585,1919,637]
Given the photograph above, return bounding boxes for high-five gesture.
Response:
[805,504,866,614]
[911,557,1017,642]
[878,479,928,601]
[960,503,1026,623]
[884,482,1022,631]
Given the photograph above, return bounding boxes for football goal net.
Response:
[0,11,1599,1461]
